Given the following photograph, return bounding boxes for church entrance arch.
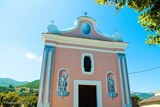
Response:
[74,80,102,107]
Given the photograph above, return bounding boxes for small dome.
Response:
[112,32,122,42]
[47,24,59,34]
[81,22,91,35]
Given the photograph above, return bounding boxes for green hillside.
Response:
[0,86,8,92]
[17,80,40,89]
[0,78,28,87]
[131,92,154,100]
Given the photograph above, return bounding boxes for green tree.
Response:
[131,96,141,107]
[17,91,27,97]
[3,92,21,107]
[96,0,160,46]
[29,88,34,94]
[20,96,38,107]
[0,86,9,93]
[0,93,5,106]
[20,88,26,93]
[8,85,15,92]
[3,92,19,102]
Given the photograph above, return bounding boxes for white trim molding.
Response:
[42,34,128,49]
[44,42,126,54]
[74,80,103,107]
[59,16,96,34]
[81,53,94,75]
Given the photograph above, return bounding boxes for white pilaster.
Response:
[123,57,132,107]
[44,47,54,107]
[127,104,132,107]
[118,54,126,107]
[37,103,44,107]
[37,48,48,107]
[44,103,50,107]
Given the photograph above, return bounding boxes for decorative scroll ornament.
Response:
[107,77,118,99]
[56,70,70,99]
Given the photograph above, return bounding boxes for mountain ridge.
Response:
[16,80,40,89]
[0,78,28,87]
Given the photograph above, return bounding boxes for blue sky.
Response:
[0,0,160,92]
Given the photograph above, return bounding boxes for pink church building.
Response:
[37,16,132,107]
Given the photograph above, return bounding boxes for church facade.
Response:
[37,16,132,107]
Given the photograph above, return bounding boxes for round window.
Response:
[81,22,91,35]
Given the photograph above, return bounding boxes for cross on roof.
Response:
[83,12,88,16]
[51,20,54,24]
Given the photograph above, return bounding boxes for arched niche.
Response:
[56,68,70,99]
[106,71,118,99]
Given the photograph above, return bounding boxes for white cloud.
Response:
[25,52,37,60]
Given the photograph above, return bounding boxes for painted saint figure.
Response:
[108,78,115,92]
[57,72,70,99]
[107,77,118,99]
[59,74,68,92]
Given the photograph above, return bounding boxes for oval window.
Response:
[81,22,91,35]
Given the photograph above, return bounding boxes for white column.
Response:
[118,54,126,107]
[123,57,132,107]
[44,47,54,107]
[37,48,48,107]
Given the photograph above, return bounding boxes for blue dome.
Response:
[47,24,59,34]
[81,22,91,35]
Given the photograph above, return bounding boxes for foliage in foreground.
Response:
[131,95,141,107]
[0,92,37,107]
[96,0,160,46]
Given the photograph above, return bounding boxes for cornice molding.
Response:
[42,34,128,49]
